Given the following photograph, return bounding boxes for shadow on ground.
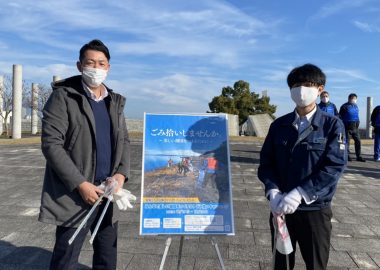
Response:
[0,240,90,270]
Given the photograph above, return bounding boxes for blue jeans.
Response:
[374,132,380,160]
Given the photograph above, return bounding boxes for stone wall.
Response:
[2,115,240,136]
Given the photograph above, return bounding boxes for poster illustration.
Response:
[140,113,234,235]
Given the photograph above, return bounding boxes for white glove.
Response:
[278,188,302,215]
[97,178,118,198]
[268,189,283,215]
[113,189,137,211]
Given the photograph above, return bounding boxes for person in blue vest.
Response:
[339,93,366,162]
[39,39,132,270]
[371,105,380,161]
[202,154,218,189]
[318,91,338,116]
[258,63,347,269]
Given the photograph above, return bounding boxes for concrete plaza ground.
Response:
[0,137,379,269]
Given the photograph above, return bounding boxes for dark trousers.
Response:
[374,130,380,160]
[270,207,332,270]
[50,201,118,270]
[345,123,362,158]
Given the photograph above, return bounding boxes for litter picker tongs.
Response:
[68,182,116,245]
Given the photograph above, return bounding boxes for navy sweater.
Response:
[89,99,112,182]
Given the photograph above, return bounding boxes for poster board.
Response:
[140,113,234,235]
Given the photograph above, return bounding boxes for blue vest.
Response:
[343,103,359,122]
[318,102,335,116]
[89,99,112,181]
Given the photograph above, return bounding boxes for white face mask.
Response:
[82,67,108,87]
[350,99,357,104]
[321,97,329,103]
[290,86,319,107]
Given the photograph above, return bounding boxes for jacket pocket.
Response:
[303,141,326,151]
[66,125,81,152]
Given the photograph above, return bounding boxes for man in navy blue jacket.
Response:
[371,105,380,161]
[258,64,347,269]
[339,93,365,162]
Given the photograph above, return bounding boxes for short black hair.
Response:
[348,93,357,99]
[79,39,110,62]
[287,63,326,88]
[320,91,329,96]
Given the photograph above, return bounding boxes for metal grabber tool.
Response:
[68,193,105,245]
[89,195,112,244]
[68,179,117,245]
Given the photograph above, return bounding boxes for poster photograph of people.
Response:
[140,113,234,235]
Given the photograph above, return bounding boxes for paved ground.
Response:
[0,138,380,269]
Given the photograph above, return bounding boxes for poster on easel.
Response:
[140,113,234,235]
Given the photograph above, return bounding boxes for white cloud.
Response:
[312,0,375,19]
[0,0,283,71]
[353,20,380,33]
[23,64,77,83]
[107,73,228,118]
[326,68,379,84]
[328,46,348,54]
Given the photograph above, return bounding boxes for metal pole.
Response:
[176,236,184,270]
[12,65,22,139]
[211,237,226,270]
[159,237,172,270]
[366,97,373,139]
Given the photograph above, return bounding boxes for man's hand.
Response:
[111,173,126,193]
[278,188,302,215]
[268,189,283,216]
[77,181,104,205]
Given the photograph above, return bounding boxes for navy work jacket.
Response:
[258,107,347,210]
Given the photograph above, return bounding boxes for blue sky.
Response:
[1,0,380,123]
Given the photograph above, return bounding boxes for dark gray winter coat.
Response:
[38,75,130,227]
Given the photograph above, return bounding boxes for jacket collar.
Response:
[51,75,114,100]
[282,105,323,129]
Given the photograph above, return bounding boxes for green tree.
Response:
[208,80,276,125]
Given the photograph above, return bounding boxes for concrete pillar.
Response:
[366,97,373,139]
[53,75,61,82]
[31,83,39,135]
[0,75,3,136]
[227,114,239,136]
[12,65,22,139]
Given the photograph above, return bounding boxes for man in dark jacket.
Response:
[39,39,130,270]
[318,91,338,116]
[371,105,380,161]
[339,93,366,162]
[258,64,347,269]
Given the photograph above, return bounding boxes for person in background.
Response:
[39,39,131,270]
[339,93,366,162]
[371,104,380,161]
[258,63,347,269]
[318,91,338,116]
